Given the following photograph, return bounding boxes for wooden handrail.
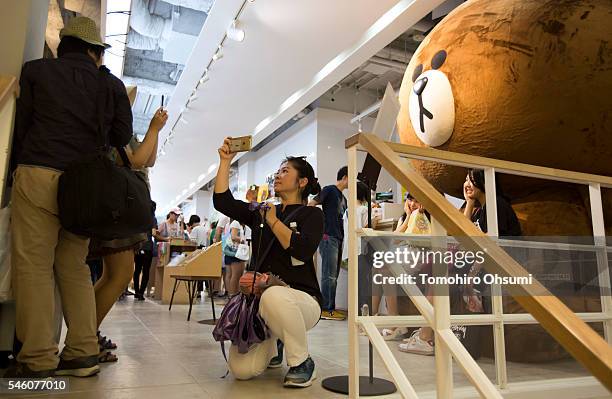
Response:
[0,74,18,112]
[345,133,612,187]
[351,133,612,391]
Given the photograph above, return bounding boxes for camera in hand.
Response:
[229,135,252,153]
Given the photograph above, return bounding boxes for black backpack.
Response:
[57,67,154,240]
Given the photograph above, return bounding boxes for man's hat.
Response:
[60,16,111,49]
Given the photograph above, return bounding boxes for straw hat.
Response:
[60,16,110,49]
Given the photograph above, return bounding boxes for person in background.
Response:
[133,209,166,301]
[208,221,218,246]
[461,168,521,310]
[223,219,247,297]
[8,17,132,378]
[395,193,428,233]
[214,138,324,388]
[380,193,428,341]
[188,215,209,248]
[91,102,167,363]
[158,209,183,239]
[308,166,348,320]
[400,170,521,355]
[213,213,231,296]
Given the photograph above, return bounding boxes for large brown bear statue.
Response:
[396,0,611,362]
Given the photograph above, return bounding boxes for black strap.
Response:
[96,67,109,151]
[116,146,132,168]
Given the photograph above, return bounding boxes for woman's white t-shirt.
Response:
[228,220,244,244]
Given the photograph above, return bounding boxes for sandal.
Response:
[98,351,118,363]
[382,327,408,341]
[97,332,117,351]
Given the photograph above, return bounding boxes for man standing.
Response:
[309,166,348,320]
[188,215,209,248]
[8,17,133,377]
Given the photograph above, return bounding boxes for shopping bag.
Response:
[235,243,250,261]
[0,206,12,302]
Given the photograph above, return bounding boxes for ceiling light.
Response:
[199,70,209,85]
[197,173,206,182]
[227,20,245,42]
[208,163,218,173]
[189,182,196,189]
[212,46,223,60]
[161,149,166,156]
[181,189,188,195]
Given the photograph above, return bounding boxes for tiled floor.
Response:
[4,295,592,398]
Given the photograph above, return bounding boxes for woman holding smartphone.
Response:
[213,137,324,388]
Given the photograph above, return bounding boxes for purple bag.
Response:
[212,291,269,354]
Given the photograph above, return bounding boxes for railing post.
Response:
[588,183,612,342]
[431,217,452,398]
[484,167,508,388]
[347,145,360,398]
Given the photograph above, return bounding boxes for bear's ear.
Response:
[431,50,447,70]
[412,64,423,82]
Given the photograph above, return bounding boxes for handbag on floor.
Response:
[57,67,154,240]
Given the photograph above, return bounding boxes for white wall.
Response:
[250,111,318,186]
[193,190,212,222]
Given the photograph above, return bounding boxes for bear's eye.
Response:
[431,50,447,70]
[412,64,423,82]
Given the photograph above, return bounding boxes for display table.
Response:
[153,239,198,301]
[161,242,222,304]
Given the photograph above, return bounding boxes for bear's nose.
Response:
[413,77,428,95]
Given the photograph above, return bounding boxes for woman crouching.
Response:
[213,137,323,387]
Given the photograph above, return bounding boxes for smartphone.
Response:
[161,95,165,109]
[229,135,252,153]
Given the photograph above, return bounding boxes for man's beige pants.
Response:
[11,166,98,371]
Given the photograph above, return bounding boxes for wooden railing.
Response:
[345,133,612,398]
[0,74,18,206]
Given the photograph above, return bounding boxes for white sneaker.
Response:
[398,330,434,355]
[382,327,408,341]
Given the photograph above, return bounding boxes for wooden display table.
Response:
[162,243,222,306]
[153,239,198,301]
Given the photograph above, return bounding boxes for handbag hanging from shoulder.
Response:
[57,67,154,240]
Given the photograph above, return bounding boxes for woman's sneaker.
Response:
[398,330,434,356]
[283,356,316,388]
[268,340,284,368]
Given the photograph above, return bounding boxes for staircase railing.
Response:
[346,133,612,398]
